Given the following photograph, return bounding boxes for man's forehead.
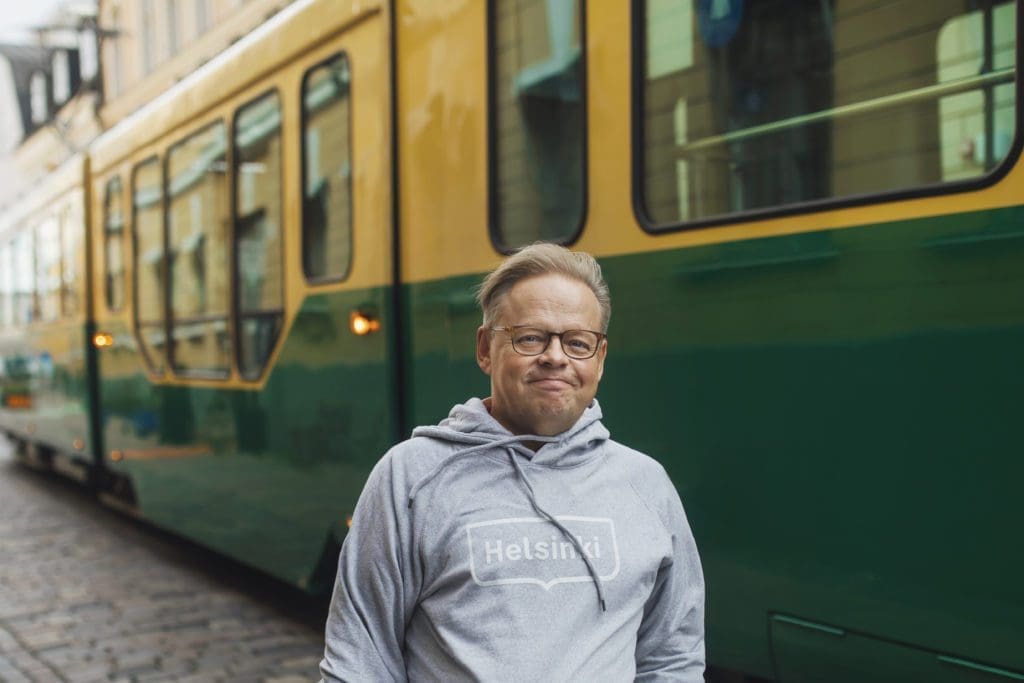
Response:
[495,275,601,323]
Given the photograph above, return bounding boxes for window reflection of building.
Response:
[641,0,1018,227]
[234,92,283,379]
[492,0,585,249]
[302,55,352,282]
[132,159,165,373]
[167,122,230,375]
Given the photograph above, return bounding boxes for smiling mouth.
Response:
[530,378,573,389]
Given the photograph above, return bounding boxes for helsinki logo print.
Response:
[465,516,620,590]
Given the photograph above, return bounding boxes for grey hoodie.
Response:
[320,398,705,682]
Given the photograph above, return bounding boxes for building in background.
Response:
[0,0,296,210]
[0,1,101,209]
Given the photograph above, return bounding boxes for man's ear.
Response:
[476,326,493,375]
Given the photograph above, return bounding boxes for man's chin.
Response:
[525,406,584,436]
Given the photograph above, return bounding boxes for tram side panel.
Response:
[396,0,1024,680]
[600,0,1024,680]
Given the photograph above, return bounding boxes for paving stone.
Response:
[173,673,226,683]
[0,438,325,681]
[0,656,33,683]
[63,662,113,682]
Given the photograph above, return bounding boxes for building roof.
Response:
[0,43,54,142]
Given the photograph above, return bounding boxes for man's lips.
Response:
[528,377,574,389]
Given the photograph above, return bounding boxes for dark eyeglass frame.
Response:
[490,325,607,360]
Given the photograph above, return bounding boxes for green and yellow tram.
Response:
[1,0,1022,680]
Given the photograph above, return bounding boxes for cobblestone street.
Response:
[0,437,326,683]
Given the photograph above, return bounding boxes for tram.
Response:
[1,1,1022,680]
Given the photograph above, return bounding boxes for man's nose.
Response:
[538,334,569,365]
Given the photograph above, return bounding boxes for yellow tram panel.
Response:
[397,0,1024,284]
[395,0,490,285]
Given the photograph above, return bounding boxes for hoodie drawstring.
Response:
[507,450,607,613]
[406,431,608,614]
[407,433,557,508]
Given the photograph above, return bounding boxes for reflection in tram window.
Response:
[302,54,353,282]
[104,177,126,311]
[133,158,166,373]
[61,201,82,318]
[167,121,230,377]
[640,0,1018,227]
[491,0,585,249]
[12,232,35,325]
[0,242,12,328]
[36,217,61,323]
[234,91,284,380]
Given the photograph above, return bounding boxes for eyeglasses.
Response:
[490,326,606,360]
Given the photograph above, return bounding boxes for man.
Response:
[320,243,704,681]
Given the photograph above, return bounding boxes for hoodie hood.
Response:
[412,397,610,467]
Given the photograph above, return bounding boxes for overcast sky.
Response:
[0,1,77,44]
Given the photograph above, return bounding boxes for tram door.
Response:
[87,5,399,590]
[259,7,400,587]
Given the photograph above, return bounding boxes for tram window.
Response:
[60,201,82,318]
[36,217,61,323]
[12,231,36,325]
[104,177,126,311]
[167,121,230,377]
[490,0,586,250]
[302,54,353,283]
[133,158,166,374]
[0,242,12,328]
[638,0,1018,228]
[234,91,284,380]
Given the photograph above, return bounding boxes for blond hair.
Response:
[476,243,611,332]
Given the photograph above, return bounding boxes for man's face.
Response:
[476,273,607,437]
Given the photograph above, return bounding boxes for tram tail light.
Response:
[3,394,32,409]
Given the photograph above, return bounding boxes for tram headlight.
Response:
[93,332,114,348]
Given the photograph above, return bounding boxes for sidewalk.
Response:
[0,437,326,683]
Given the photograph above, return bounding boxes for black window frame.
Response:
[165,118,232,380]
[630,0,1024,235]
[300,51,355,285]
[232,87,286,382]
[131,155,167,376]
[103,175,126,312]
[486,0,590,254]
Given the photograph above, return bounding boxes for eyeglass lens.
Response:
[509,327,599,359]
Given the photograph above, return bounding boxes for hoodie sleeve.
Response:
[320,450,418,682]
[634,472,706,682]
